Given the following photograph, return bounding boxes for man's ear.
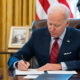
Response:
[47,20,48,25]
[66,20,70,28]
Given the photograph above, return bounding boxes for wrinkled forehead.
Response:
[47,13,66,25]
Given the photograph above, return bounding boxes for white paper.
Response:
[15,69,44,75]
[47,70,77,74]
[23,74,39,79]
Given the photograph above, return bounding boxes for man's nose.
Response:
[50,26,55,31]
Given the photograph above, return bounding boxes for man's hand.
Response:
[17,60,30,71]
[37,63,62,71]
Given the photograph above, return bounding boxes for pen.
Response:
[21,55,29,71]
[21,55,26,64]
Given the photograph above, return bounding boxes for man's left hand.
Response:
[37,63,62,71]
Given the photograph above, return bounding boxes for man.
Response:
[8,3,80,71]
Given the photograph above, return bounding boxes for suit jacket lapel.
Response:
[57,27,72,63]
[43,27,51,63]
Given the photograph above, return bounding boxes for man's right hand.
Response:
[17,60,30,71]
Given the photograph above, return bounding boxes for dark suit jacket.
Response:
[8,27,80,70]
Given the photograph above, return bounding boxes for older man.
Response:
[8,3,80,71]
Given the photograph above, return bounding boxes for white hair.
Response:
[47,3,70,22]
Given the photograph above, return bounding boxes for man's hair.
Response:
[47,3,70,22]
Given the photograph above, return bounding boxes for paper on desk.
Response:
[47,70,77,74]
[23,74,39,79]
[15,69,44,75]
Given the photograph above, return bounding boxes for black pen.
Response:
[21,55,26,64]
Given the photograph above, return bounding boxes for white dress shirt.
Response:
[49,28,67,70]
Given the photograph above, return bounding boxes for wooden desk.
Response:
[0,68,80,80]
[0,52,14,54]
[0,48,18,54]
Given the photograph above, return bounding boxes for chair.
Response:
[30,19,80,68]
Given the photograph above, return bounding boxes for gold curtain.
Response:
[0,0,36,68]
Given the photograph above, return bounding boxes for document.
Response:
[47,70,77,74]
[15,69,44,75]
[23,74,39,79]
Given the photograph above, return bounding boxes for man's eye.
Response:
[49,23,52,25]
[54,24,61,27]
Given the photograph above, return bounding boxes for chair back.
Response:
[32,19,80,30]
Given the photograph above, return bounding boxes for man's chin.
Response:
[51,35,56,37]
[51,35,58,38]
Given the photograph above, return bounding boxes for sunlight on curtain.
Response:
[0,0,36,68]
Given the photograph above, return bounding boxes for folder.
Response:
[34,74,73,80]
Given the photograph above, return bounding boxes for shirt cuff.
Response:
[61,62,68,70]
[13,61,19,69]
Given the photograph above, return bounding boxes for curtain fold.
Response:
[23,0,28,26]
[0,0,36,68]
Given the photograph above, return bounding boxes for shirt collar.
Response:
[51,28,66,40]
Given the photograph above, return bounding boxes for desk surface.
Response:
[0,68,80,80]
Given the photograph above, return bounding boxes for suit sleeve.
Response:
[8,30,35,69]
[65,50,80,70]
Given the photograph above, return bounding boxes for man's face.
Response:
[47,13,70,38]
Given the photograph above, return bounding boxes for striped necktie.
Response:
[50,38,59,63]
